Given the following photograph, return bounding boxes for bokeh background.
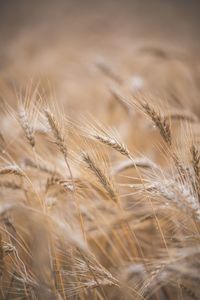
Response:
[0,3,200,299]
[0,0,200,115]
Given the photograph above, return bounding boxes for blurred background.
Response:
[0,0,200,115]
[1,3,200,300]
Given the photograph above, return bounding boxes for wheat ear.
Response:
[18,104,35,148]
[82,152,118,203]
[96,60,122,84]
[111,157,158,176]
[0,180,21,189]
[0,234,3,277]
[191,145,200,200]
[109,87,131,114]
[0,165,24,177]
[93,134,130,158]
[141,102,172,146]
[44,108,67,158]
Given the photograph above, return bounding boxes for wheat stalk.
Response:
[141,101,172,145]
[96,59,122,84]
[93,133,130,158]
[111,157,158,175]
[46,175,76,192]
[109,87,131,114]
[82,152,118,203]
[44,108,67,158]
[0,233,3,277]
[18,104,35,148]
[191,145,200,200]
[24,157,57,175]
[0,165,24,177]
[191,145,200,182]
[165,111,198,123]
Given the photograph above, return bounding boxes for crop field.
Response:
[0,1,200,299]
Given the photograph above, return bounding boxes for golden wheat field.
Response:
[0,0,200,299]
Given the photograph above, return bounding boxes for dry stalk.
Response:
[45,108,87,240]
[191,145,200,182]
[171,153,189,181]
